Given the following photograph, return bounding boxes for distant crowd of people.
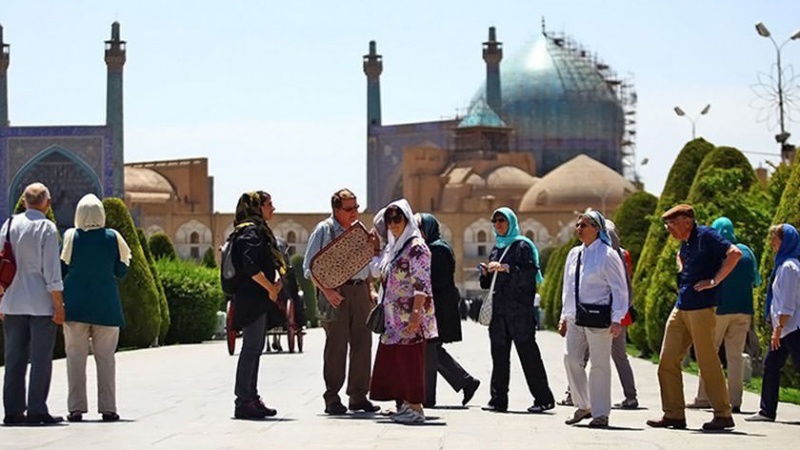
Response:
[1,182,799,432]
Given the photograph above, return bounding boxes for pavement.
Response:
[1,321,798,449]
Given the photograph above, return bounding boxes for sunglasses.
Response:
[339,204,360,213]
[491,217,507,224]
[385,214,405,225]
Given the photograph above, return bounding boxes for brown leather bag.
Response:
[0,217,17,290]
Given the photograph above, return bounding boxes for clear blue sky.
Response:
[3,1,800,212]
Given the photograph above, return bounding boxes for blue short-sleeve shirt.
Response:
[677,225,732,310]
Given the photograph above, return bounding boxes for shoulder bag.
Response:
[478,245,512,326]
[0,217,17,291]
[574,250,612,328]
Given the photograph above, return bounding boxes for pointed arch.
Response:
[463,218,494,258]
[174,219,213,260]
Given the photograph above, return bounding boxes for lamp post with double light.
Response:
[673,104,711,140]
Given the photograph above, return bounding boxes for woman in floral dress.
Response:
[369,199,438,424]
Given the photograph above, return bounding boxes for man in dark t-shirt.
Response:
[646,204,742,432]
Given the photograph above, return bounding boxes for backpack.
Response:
[220,222,253,296]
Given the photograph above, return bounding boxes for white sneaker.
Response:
[744,413,774,422]
[392,408,425,424]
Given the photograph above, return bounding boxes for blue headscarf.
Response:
[766,224,800,321]
[583,210,611,247]
[711,217,761,287]
[491,207,543,284]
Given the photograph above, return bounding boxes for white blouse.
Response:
[560,239,629,324]
[771,259,800,339]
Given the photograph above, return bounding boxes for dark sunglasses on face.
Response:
[386,214,405,225]
[339,204,360,213]
[491,217,507,224]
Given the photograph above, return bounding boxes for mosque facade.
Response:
[1,23,639,296]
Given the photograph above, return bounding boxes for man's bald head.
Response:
[23,182,51,211]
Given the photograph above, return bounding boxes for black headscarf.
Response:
[234,191,286,276]
[418,213,453,258]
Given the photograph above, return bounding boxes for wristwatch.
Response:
[709,278,716,286]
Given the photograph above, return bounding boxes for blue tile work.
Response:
[0,125,112,224]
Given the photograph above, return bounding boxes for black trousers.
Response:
[425,340,474,405]
[489,313,554,409]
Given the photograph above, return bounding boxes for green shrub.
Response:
[156,258,225,344]
[630,138,714,354]
[149,232,178,260]
[291,254,319,328]
[644,146,769,354]
[104,198,162,348]
[756,159,800,387]
[538,245,557,277]
[138,228,170,344]
[540,237,578,329]
[201,247,217,269]
[612,191,658,267]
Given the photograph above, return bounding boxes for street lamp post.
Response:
[673,104,711,140]
[754,22,800,161]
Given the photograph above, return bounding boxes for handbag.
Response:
[366,300,385,334]
[573,251,612,329]
[0,217,16,291]
[478,245,512,326]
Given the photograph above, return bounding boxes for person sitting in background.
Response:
[745,224,800,422]
[61,193,131,423]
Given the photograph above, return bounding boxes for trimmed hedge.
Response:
[612,191,658,268]
[149,232,178,260]
[756,159,800,387]
[201,247,217,269]
[643,146,770,354]
[156,258,225,344]
[629,138,714,354]
[104,198,162,348]
[138,228,170,344]
[540,237,578,329]
[291,254,319,327]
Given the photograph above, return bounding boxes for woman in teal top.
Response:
[60,193,131,423]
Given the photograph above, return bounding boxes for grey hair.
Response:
[23,182,51,207]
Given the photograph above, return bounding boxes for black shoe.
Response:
[702,416,735,431]
[646,416,687,429]
[462,379,481,406]
[25,414,64,425]
[527,402,555,414]
[254,398,277,417]
[3,414,25,425]
[349,400,380,413]
[101,412,120,422]
[324,402,348,415]
[481,402,507,413]
[732,406,741,414]
[67,412,83,422]
[234,401,268,420]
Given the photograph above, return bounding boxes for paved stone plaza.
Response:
[1,321,798,449]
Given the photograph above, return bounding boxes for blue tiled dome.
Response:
[472,33,625,176]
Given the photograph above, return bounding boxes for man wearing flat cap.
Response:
[646,204,742,431]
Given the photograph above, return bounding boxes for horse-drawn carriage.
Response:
[225,296,304,355]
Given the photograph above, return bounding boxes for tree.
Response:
[149,232,178,260]
[201,247,217,269]
[291,254,319,328]
[612,190,658,267]
[103,198,162,348]
[138,228,170,344]
[540,237,578,329]
[629,138,714,354]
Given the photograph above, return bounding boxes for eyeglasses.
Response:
[663,219,681,229]
[385,214,405,225]
[491,217,507,224]
[339,204,360,213]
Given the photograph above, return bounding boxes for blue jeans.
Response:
[3,315,57,417]
[234,313,267,407]
[759,328,800,419]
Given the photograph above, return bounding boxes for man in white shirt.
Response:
[0,183,65,425]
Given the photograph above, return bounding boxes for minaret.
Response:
[105,21,126,198]
[482,27,503,113]
[364,41,383,210]
[363,41,383,128]
[0,24,10,127]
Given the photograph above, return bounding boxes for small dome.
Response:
[518,155,635,212]
[124,167,174,194]
[458,100,508,129]
[484,166,538,189]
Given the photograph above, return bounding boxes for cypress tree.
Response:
[137,228,170,344]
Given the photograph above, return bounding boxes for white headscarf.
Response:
[379,198,422,274]
[61,193,132,266]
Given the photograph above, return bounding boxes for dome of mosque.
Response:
[472,32,626,176]
[124,167,175,203]
[518,155,635,212]
[484,165,538,189]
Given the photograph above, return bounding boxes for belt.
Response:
[343,279,366,286]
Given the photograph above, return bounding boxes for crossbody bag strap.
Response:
[3,216,12,250]
[488,245,513,295]
[574,250,582,307]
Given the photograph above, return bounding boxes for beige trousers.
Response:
[63,322,120,414]
[564,321,614,418]
[657,307,732,419]
[694,313,751,408]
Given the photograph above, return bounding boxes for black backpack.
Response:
[220,223,253,296]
